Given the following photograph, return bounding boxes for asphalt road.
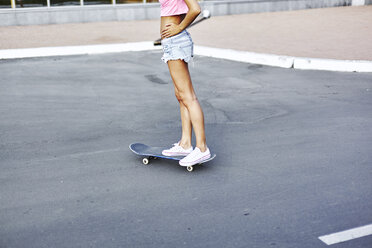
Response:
[0,51,371,248]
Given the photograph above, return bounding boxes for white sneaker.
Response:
[179,147,211,166]
[162,142,193,156]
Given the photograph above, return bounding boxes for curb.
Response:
[1,42,371,73]
[194,46,294,69]
[194,46,372,73]
[0,42,161,60]
[293,57,372,72]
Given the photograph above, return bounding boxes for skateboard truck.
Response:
[142,156,195,172]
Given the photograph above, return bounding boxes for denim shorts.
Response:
[161,30,194,63]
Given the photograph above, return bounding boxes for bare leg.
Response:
[174,87,192,149]
[167,59,207,152]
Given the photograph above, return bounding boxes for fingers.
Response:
[161,30,169,38]
[161,25,172,37]
[161,28,173,38]
[161,24,178,38]
[161,28,168,34]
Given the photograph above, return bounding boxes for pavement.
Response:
[1,5,372,71]
[0,5,372,248]
[1,49,372,248]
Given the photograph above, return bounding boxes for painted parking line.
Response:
[319,223,372,245]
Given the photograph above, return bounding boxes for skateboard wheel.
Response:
[142,158,149,165]
[186,166,193,172]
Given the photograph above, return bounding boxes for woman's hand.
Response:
[161,23,182,39]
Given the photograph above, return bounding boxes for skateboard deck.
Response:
[129,143,216,172]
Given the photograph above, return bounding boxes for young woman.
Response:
[159,0,211,166]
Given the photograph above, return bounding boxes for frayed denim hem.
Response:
[161,55,193,64]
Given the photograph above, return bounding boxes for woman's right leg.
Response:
[175,87,192,149]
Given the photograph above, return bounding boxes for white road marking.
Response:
[319,224,372,245]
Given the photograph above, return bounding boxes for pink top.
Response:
[159,0,189,16]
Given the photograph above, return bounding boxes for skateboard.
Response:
[129,143,216,172]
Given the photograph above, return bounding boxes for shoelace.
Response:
[169,143,182,151]
[185,149,201,160]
